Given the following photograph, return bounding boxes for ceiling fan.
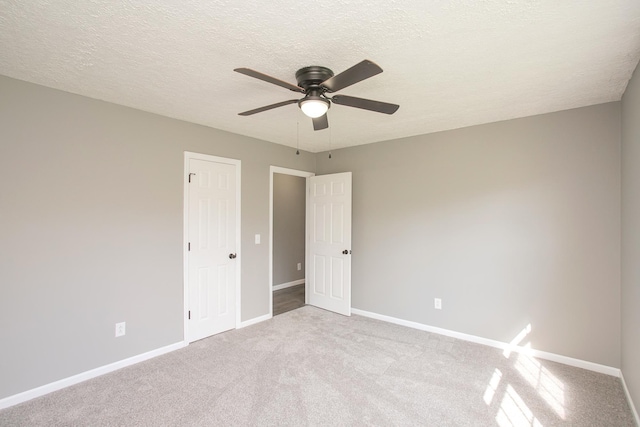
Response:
[234,59,399,131]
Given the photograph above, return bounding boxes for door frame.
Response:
[269,166,314,316]
[183,151,242,343]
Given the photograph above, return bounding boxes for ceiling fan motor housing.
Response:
[295,66,334,90]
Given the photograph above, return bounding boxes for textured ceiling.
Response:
[1,1,640,153]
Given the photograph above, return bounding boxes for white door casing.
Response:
[184,153,241,342]
[307,172,352,316]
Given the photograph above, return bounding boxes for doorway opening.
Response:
[269,166,314,317]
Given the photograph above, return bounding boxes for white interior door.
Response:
[307,172,352,316]
[186,157,238,342]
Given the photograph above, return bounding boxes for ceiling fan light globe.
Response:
[300,98,329,118]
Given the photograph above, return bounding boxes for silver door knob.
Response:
[229,253,237,259]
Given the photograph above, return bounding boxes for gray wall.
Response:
[0,75,315,399]
[622,61,640,411]
[317,103,622,367]
[273,173,306,286]
[0,72,630,404]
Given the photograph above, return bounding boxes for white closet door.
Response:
[187,158,238,341]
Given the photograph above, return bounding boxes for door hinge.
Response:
[188,242,191,251]
[188,310,191,320]
[188,173,196,183]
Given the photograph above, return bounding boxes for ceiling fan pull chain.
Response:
[296,121,300,155]
[329,124,332,159]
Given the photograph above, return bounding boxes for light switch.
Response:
[255,234,261,244]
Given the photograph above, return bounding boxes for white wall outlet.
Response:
[115,322,126,337]
[255,234,261,244]
[434,298,442,310]
[297,263,302,271]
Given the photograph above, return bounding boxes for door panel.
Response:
[314,255,326,295]
[331,257,344,299]
[188,158,237,342]
[307,172,352,316]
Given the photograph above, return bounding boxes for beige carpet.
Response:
[0,306,635,426]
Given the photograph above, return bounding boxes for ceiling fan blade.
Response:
[234,68,304,93]
[238,99,299,116]
[331,95,399,115]
[312,114,329,131]
[321,60,383,93]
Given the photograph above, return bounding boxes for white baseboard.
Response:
[238,313,271,329]
[273,279,304,291]
[621,372,640,426]
[351,308,621,377]
[0,341,187,410]
[1,312,276,410]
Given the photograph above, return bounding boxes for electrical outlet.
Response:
[434,298,442,310]
[255,234,261,244]
[115,322,126,337]
[297,263,302,271]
